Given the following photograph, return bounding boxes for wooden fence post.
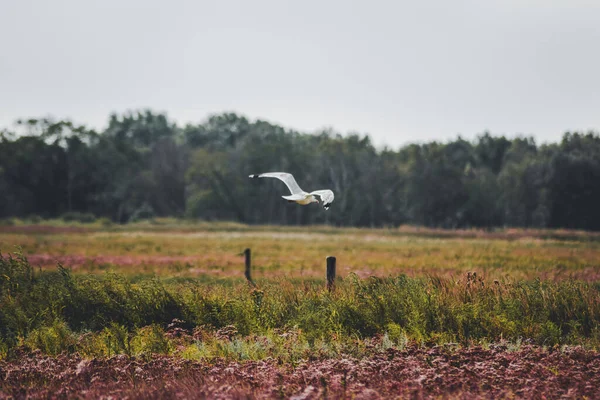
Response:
[243,248,256,287]
[326,256,336,291]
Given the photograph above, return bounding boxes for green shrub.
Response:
[0,337,8,359]
[61,212,96,223]
[133,324,171,355]
[98,217,113,227]
[26,215,42,224]
[0,251,34,296]
[538,321,562,346]
[25,319,76,355]
[0,218,15,226]
[385,322,409,349]
[102,322,133,357]
[1,251,600,355]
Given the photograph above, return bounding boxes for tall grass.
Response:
[1,251,599,359]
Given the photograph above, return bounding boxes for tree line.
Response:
[1,110,599,230]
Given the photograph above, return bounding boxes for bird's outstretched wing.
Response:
[310,190,335,210]
[249,172,304,195]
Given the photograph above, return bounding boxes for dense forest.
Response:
[1,110,599,230]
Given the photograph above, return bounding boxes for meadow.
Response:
[1,220,600,398]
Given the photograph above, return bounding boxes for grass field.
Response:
[1,221,600,398]
[2,220,600,282]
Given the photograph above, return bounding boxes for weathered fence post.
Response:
[326,256,336,292]
[243,248,256,287]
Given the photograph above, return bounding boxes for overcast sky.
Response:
[1,0,599,148]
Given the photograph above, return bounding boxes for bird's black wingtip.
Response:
[249,174,260,179]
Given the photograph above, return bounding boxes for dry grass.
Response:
[1,222,599,282]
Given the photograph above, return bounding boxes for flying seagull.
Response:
[249,172,334,210]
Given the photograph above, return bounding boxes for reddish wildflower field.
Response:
[2,344,599,399]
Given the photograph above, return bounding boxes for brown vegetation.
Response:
[2,343,599,399]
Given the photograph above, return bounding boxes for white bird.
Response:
[249,172,334,210]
